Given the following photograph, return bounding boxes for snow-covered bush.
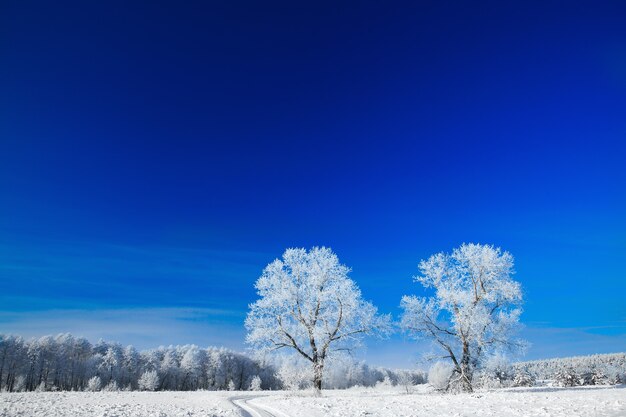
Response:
[249,375,262,391]
[554,368,579,387]
[590,369,608,385]
[607,367,625,385]
[87,376,102,392]
[478,354,514,389]
[103,380,119,391]
[478,373,502,390]
[512,369,535,387]
[138,370,159,391]
[397,371,416,394]
[375,374,393,389]
[277,361,311,391]
[428,362,453,391]
[228,380,236,391]
[13,376,26,392]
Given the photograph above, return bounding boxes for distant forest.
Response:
[0,333,424,392]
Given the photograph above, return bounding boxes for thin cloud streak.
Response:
[2,307,624,368]
[0,307,247,351]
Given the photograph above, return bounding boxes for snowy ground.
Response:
[256,385,626,417]
[1,385,625,417]
[0,391,241,417]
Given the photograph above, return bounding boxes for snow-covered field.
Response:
[1,385,625,417]
[257,385,626,417]
[0,391,241,417]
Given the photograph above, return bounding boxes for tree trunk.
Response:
[312,360,324,395]
[459,342,473,393]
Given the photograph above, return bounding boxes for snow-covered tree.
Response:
[249,375,262,391]
[86,375,102,391]
[400,243,525,392]
[138,370,159,391]
[180,345,202,390]
[554,367,579,387]
[99,347,119,384]
[246,247,391,394]
[277,358,311,391]
[478,354,514,389]
[159,350,179,390]
[512,368,535,387]
[397,370,416,394]
[103,380,119,391]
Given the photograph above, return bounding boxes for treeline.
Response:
[513,352,626,382]
[0,334,424,392]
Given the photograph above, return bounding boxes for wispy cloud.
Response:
[0,235,272,312]
[0,307,247,351]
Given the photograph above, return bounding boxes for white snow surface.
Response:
[255,385,626,417]
[0,391,241,417]
[1,385,625,417]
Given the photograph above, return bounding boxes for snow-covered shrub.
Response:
[478,372,502,390]
[375,374,393,389]
[607,371,626,385]
[87,376,102,392]
[228,380,236,391]
[13,375,26,392]
[479,354,514,389]
[590,369,608,385]
[579,372,594,386]
[277,361,311,391]
[512,369,535,387]
[35,381,47,392]
[607,368,624,385]
[138,370,159,391]
[554,368,579,387]
[103,380,119,391]
[397,370,416,394]
[249,375,262,391]
[428,362,453,391]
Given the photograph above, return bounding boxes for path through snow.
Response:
[229,395,292,417]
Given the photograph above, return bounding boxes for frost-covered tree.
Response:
[400,243,525,392]
[512,368,535,387]
[138,370,159,391]
[121,346,140,390]
[249,375,262,391]
[99,347,119,384]
[180,345,202,390]
[397,370,416,394]
[86,375,102,391]
[276,358,311,390]
[103,380,119,391]
[246,247,391,394]
[554,367,579,387]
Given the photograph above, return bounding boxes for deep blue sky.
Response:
[1,1,625,367]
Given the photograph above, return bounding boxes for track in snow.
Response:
[229,395,292,417]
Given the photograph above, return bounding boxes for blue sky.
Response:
[1,1,625,367]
